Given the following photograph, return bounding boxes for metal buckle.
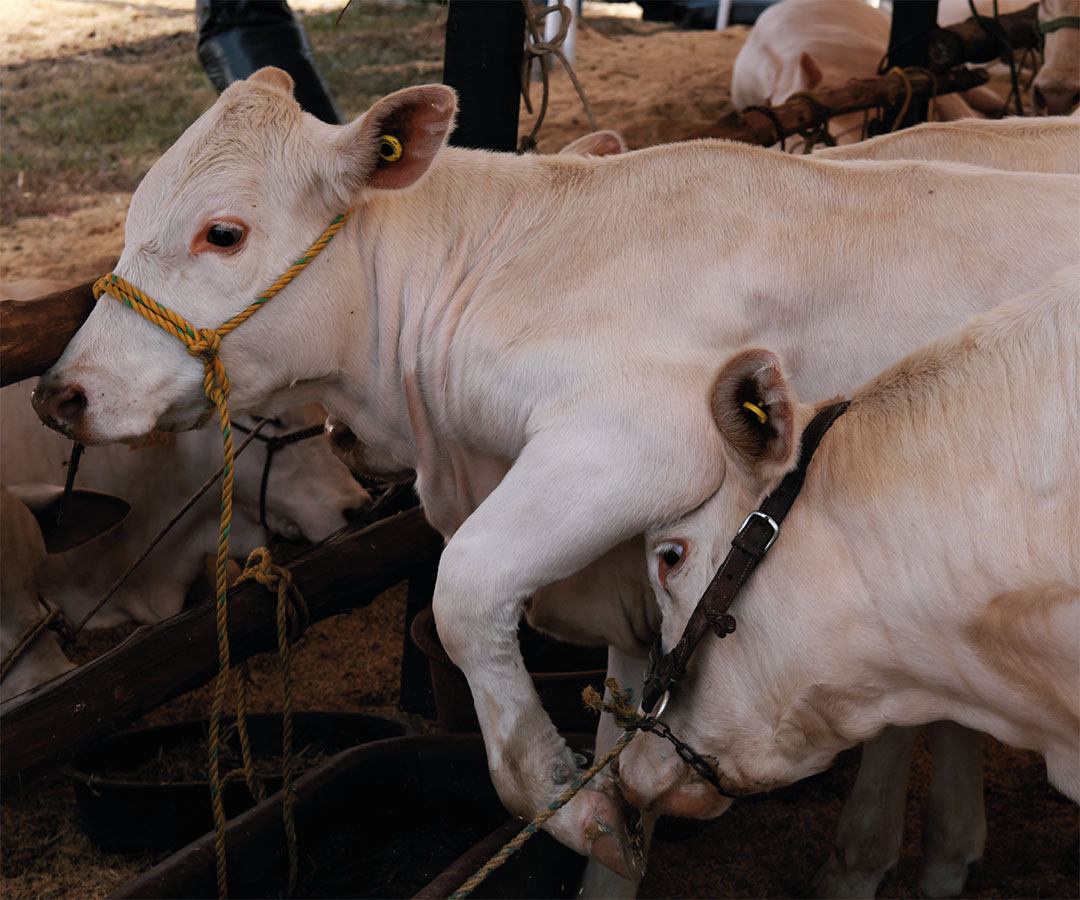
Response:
[738,510,779,554]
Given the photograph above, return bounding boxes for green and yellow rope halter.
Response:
[92,207,350,898]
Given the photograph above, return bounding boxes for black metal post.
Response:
[883,0,940,130]
[442,0,526,151]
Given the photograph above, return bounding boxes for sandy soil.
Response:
[1,2,1076,899]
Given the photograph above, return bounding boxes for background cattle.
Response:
[28,71,1080,886]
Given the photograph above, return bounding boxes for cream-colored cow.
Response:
[815,114,1080,172]
[619,267,1079,875]
[29,71,1079,880]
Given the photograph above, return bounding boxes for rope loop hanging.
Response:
[519,0,598,153]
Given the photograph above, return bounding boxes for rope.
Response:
[450,678,646,899]
[519,0,598,153]
[94,209,350,899]
[235,546,308,897]
[886,66,915,132]
[0,608,71,683]
[70,419,271,635]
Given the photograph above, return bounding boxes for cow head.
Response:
[1034,0,1080,115]
[234,404,372,542]
[32,69,457,446]
[617,349,847,817]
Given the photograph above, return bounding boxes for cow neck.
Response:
[640,400,850,715]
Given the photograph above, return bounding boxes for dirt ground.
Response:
[1,1,1076,898]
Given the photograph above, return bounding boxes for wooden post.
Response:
[442,0,525,151]
[0,281,98,387]
[398,558,439,718]
[927,3,1040,71]
[884,0,939,131]
[0,507,442,790]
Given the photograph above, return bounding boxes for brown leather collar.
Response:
[640,400,850,715]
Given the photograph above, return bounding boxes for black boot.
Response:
[196,0,344,124]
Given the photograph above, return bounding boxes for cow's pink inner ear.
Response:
[364,86,457,191]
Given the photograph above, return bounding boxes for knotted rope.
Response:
[519,0,598,153]
[450,678,647,899]
[93,209,350,899]
[234,546,309,898]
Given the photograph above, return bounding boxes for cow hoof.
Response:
[581,791,643,881]
[918,856,978,899]
[812,850,888,899]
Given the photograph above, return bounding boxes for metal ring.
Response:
[638,689,669,723]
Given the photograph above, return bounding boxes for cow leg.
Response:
[432,417,718,876]
[812,726,919,898]
[579,645,654,899]
[919,721,985,898]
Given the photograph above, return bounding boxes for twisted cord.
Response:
[93,209,349,899]
[235,546,308,896]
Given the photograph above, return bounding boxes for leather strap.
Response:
[640,400,850,714]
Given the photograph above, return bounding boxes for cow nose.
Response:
[343,505,370,522]
[1033,84,1080,116]
[32,382,87,429]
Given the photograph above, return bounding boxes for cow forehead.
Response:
[127,82,305,232]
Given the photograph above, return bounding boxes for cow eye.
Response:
[655,541,687,590]
[206,222,244,248]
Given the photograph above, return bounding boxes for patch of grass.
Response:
[0,2,447,223]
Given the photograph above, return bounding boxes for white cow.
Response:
[619,266,1079,835]
[729,0,1000,151]
[815,114,1080,172]
[28,71,1079,880]
[1,381,371,628]
[1034,0,1080,115]
[0,488,75,702]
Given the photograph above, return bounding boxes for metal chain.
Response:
[641,718,727,794]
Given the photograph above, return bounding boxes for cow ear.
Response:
[799,52,824,91]
[248,66,296,98]
[710,348,797,491]
[558,130,627,157]
[333,84,457,195]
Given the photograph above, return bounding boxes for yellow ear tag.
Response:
[742,401,768,424]
[378,134,403,163]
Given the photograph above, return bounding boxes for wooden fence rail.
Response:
[0,506,442,791]
[697,66,990,146]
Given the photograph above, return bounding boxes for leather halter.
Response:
[640,400,850,716]
[231,419,327,531]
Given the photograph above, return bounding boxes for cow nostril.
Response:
[343,506,370,522]
[56,387,87,422]
[1033,87,1046,112]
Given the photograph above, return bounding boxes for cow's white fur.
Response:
[620,265,1079,827]
[31,72,1080,873]
[815,114,1080,172]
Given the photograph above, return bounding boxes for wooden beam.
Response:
[696,66,990,147]
[0,506,442,790]
[928,3,1040,72]
[884,0,938,130]
[0,280,99,387]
